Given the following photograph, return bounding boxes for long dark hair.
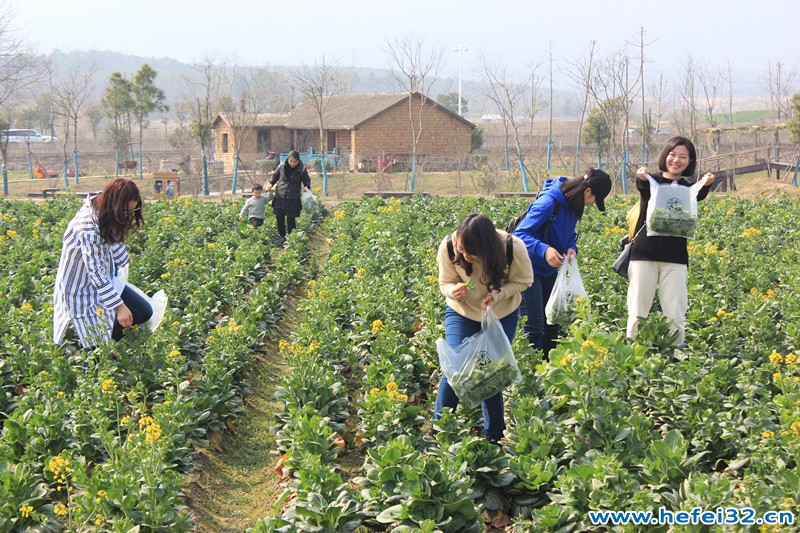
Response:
[560,170,593,219]
[453,213,509,292]
[658,136,697,177]
[93,178,143,244]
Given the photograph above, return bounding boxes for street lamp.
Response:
[454,44,468,116]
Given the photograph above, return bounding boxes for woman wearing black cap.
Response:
[629,136,715,347]
[512,168,611,359]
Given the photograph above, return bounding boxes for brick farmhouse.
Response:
[212,92,474,173]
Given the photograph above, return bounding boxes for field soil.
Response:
[184,230,331,532]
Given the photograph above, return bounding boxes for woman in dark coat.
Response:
[266,149,311,244]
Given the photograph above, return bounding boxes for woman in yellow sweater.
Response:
[435,213,533,443]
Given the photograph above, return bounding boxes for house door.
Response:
[327,131,336,152]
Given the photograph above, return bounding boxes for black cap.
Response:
[584,168,612,212]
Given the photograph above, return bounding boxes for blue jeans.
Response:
[521,273,559,359]
[433,306,519,440]
[111,285,153,341]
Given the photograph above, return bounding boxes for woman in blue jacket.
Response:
[513,168,611,358]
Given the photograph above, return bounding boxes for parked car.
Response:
[3,129,59,143]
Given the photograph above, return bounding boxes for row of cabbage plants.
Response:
[255,194,799,532]
[0,195,321,532]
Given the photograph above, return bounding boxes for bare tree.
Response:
[583,46,640,182]
[0,4,41,193]
[646,73,668,159]
[677,55,700,143]
[51,61,98,181]
[545,41,555,171]
[474,52,533,190]
[385,33,444,191]
[762,60,798,148]
[290,54,352,195]
[564,40,597,174]
[216,61,272,192]
[630,27,655,162]
[697,60,723,153]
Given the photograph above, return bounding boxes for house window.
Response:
[222,133,229,153]
[258,129,272,152]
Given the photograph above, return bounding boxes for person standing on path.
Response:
[266,150,311,246]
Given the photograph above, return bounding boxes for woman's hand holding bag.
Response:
[545,257,588,325]
[436,308,522,407]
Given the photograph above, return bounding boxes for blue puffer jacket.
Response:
[512,177,578,278]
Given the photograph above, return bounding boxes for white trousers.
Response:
[626,260,688,346]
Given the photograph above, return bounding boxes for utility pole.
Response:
[454,44,468,116]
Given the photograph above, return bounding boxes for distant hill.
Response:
[46,50,768,124]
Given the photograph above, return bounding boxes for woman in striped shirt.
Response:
[53,178,152,348]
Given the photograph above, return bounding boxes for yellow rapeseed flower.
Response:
[101,378,117,394]
[19,504,34,518]
[770,352,784,365]
[168,349,181,358]
[762,430,775,439]
[145,423,163,444]
[6,229,17,238]
[372,319,385,333]
[20,302,33,312]
[356,268,366,277]
[54,503,67,516]
[784,354,797,366]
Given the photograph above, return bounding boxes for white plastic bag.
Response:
[645,174,705,238]
[126,283,168,333]
[545,257,588,326]
[301,190,319,213]
[436,308,522,407]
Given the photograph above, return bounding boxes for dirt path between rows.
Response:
[184,227,331,532]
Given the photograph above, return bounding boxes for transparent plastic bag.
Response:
[545,257,588,326]
[645,174,705,238]
[301,190,319,213]
[126,283,168,333]
[436,308,522,407]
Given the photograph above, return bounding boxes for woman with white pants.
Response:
[627,137,715,346]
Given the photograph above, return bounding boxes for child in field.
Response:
[239,184,268,227]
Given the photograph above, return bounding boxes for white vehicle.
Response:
[3,129,59,143]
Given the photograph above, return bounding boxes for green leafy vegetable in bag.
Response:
[648,207,698,238]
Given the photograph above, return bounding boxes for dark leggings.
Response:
[111,285,153,341]
[275,212,298,237]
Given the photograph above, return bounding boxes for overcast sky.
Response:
[11,0,800,83]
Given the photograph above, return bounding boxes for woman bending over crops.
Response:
[628,136,715,346]
[434,213,533,444]
[53,178,152,349]
[512,168,611,359]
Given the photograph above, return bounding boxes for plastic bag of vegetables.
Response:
[436,308,522,407]
[545,256,588,326]
[645,174,705,238]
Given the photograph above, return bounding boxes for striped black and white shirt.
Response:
[53,194,129,347]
